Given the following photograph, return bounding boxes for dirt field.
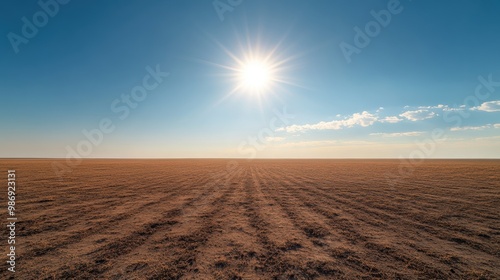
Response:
[1,159,499,279]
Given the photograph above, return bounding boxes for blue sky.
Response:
[1,0,499,158]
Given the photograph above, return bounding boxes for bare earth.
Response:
[1,159,499,279]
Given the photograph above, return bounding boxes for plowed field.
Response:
[1,159,499,279]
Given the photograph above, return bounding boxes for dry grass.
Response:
[1,159,499,279]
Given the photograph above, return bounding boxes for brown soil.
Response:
[1,159,499,279]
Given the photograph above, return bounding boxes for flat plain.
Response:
[1,159,499,279]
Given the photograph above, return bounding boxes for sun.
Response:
[206,35,300,104]
[239,60,273,91]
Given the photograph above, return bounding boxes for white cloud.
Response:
[370,131,425,137]
[495,124,500,129]
[344,111,379,127]
[472,100,500,112]
[380,116,403,123]
[399,109,437,121]
[276,100,498,135]
[277,111,378,133]
[264,136,285,142]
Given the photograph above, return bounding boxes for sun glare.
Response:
[208,35,300,104]
[239,60,272,91]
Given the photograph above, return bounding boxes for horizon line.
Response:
[1,157,499,160]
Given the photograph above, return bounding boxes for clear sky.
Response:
[1,0,499,158]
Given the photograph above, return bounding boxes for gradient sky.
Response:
[1,0,499,158]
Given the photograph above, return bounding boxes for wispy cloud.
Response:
[417,104,447,109]
[472,100,500,112]
[450,123,500,131]
[380,116,403,123]
[277,111,377,133]
[370,131,425,137]
[471,135,500,142]
[277,101,498,134]
[443,105,467,111]
[399,109,437,121]
[265,136,285,142]
[416,104,468,112]
[278,140,380,148]
[279,140,338,147]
